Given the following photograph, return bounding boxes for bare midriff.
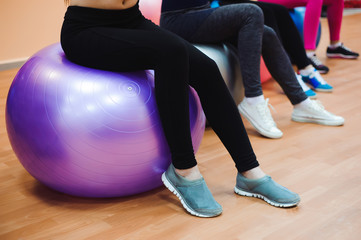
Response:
[69,0,138,10]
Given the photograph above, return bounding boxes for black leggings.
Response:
[61,5,259,173]
[220,0,311,70]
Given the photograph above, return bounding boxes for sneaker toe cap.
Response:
[305,89,317,98]
[195,205,223,217]
[274,193,301,205]
[261,127,283,139]
[333,116,345,125]
[315,84,333,92]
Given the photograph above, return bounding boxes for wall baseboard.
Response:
[0,58,28,71]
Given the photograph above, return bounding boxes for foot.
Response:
[296,73,317,99]
[238,98,283,139]
[307,54,329,74]
[162,164,223,218]
[301,69,333,92]
[292,100,344,126]
[327,43,359,59]
[234,173,300,208]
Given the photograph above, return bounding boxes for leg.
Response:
[186,44,259,173]
[259,0,320,50]
[63,19,197,169]
[324,0,343,44]
[219,0,283,37]
[219,1,318,97]
[184,42,300,208]
[182,4,285,138]
[261,26,308,105]
[324,0,359,59]
[221,0,310,69]
[189,4,265,98]
[266,3,311,70]
[261,26,344,127]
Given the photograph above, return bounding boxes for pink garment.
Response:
[259,0,344,50]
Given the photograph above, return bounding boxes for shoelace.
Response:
[339,43,353,52]
[309,55,324,66]
[308,99,337,118]
[255,98,277,127]
[309,100,325,111]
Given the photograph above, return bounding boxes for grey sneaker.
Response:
[235,173,300,208]
[238,98,283,139]
[292,100,344,126]
[161,164,223,218]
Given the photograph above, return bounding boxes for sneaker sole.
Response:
[234,186,299,208]
[238,105,283,139]
[313,88,333,93]
[291,116,344,126]
[161,173,221,218]
[316,69,329,74]
[327,53,358,59]
[308,95,317,99]
[304,82,333,92]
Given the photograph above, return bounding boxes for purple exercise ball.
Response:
[6,43,205,198]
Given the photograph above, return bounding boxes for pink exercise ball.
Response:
[139,0,162,25]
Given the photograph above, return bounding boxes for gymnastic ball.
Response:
[6,43,205,198]
[139,0,162,25]
[194,43,245,105]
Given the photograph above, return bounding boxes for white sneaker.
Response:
[238,98,283,139]
[292,100,344,126]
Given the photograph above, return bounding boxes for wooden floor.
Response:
[1,14,361,240]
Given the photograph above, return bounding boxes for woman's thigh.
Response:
[190,3,263,43]
[63,20,189,72]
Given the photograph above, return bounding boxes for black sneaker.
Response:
[308,54,329,74]
[327,43,359,59]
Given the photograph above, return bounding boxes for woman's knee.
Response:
[263,25,279,42]
[229,3,264,26]
[244,3,264,19]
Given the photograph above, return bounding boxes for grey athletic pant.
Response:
[161,3,307,105]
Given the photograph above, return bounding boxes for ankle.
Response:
[245,95,265,106]
[299,66,315,76]
[329,41,342,49]
[294,98,312,110]
[306,50,316,58]
[175,165,203,181]
[241,166,266,180]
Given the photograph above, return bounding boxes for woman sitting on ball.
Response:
[62,0,300,217]
[160,0,344,139]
